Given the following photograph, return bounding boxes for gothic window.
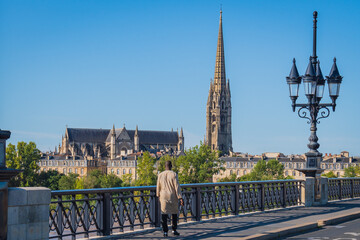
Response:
[221,124,225,132]
[81,168,84,175]
[129,169,132,174]
[212,125,216,132]
[213,102,216,109]
[212,115,216,122]
[222,101,225,109]
[75,169,77,174]
[123,169,126,174]
[117,169,120,175]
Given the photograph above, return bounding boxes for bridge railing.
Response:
[328,178,360,201]
[49,179,303,239]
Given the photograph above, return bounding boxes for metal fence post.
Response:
[71,195,77,240]
[102,193,111,236]
[260,183,265,211]
[351,179,354,199]
[154,194,161,227]
[57,195,64,237]
[195,187,201,221]
[339,179,342,200]
[234,184,239,215]
[283,182,287,208]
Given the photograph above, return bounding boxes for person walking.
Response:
[156,161,184,237]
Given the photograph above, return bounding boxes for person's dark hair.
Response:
[165,161,172,170]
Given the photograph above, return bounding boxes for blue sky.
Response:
[1,0,360,156]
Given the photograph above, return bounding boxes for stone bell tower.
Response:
[206,11,232,155]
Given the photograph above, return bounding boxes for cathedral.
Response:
[59,125,184,159]
[206,11,233,155]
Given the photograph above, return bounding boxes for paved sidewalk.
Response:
[111,198,360,240]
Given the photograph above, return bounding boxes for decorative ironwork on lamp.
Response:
[285,11,343,182]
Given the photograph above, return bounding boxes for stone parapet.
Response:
[7,187,51,240]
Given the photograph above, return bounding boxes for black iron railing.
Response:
[328,178,360,201]
[49,180,303,239]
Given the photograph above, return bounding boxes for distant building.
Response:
[214,152,360,181]
[60,125,184,159]
[205,11,232,155]
[38,125,185,181]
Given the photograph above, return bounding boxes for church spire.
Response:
[214,10,226,92]
[205,11,232,155]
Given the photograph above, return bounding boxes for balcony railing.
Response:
[49,180,303,239]
[328,178,360,201]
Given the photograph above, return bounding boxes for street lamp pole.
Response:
[286,11,343,200]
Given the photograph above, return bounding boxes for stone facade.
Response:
[7,187,51,240]
[206,11,232,155]
[214,152,360,182]
[38,156,107,177]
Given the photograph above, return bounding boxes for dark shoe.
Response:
[172,230,180,236]
[163,232,168,237]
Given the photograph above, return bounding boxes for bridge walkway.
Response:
[115,198,360,240]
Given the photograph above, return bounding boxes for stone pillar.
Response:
[7,187,51,240]
[302,177,315,207]
[0,182,8,240]
[0,129,22,240]
[320,177,328,205]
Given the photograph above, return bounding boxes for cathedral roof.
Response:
[67,128,110,143]
[128,130,178,145]
[105,128,179,145]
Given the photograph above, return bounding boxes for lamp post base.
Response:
[297,152,324,203]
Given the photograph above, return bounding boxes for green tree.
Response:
[322,171,337,178]
[100,174,123,188]
[218,173,237,182]
[6,142,41,187]
[176,144,224,184]
[121,174,133,187]
[38,170,64,190]
[238,159,285,181]
[344,166,360,177]
[58,173,79,190]
[136,152,157,186]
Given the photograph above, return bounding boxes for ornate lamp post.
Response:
[286,12,343,182]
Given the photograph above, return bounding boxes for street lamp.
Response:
[286,11,343,181]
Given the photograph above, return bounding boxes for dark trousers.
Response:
[161,214,178,232]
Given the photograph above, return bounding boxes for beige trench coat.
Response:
[156,170,182,214]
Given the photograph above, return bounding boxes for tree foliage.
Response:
[218,173,237,182]
[344,166,360,178]
[100,173,123,188]
[6,142,41,187]
[136,152,157,186]
[237,159,286,181]
[38,170,64,190]
[121,174,133,187]
[322,171,337,178]
[176,144,224,184]
[59,173,79,190]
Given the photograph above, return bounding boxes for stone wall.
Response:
[7,187,50,240]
